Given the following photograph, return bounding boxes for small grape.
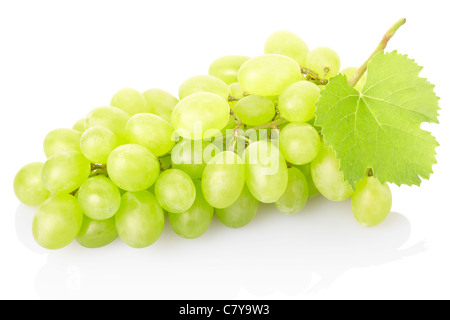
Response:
[305,47,340,79]
[201,151,245,209]
[32,194,84,250]
[41,151,91,194]
[155,169,196,214]
[142,88,179,123]
[107,144,160,192]
[208,55,250,85]
[72,118,87,133]
[275,167,309,214]
[14,162,50,206]
[178,75,230,101]
[264,30,309,66]
[278,80,320,123]
[80,126,118,164]
[115,191,164,248]
[238,54,302,96]
[233,95,275,126]
[110,88,150,116]
[279,122,321,165]
[76,215,118,248]
[77,175,121,220]
[125,113,174,157]
[352,176,392,227]
[85,106,130,144]
[216,185,258,228]
[43,128,82,158]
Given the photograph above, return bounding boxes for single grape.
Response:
[178,75,230,101]
[352,176,392,227]
[41,151,91,194]
[32,194,84,250]
[76,215,118,248]
[228,82,245,108]
[77,175,121,220]
[278,80,320,123]
[264,30,309,66]
[275,167,309,214]
[142,88,179,123]
[208,55,251,85]
[72,118,87,133]
[233,95,275,126]
[125,113,174,157]
[201,151,245,209]
[311,145,353,201]
[155,169,196,214]
[43,128,82,158]
[305,47,340,79]
[171,92,230,140]
[14,162,50,206]
[85,106,130,144]
[169,182,213,239]
[110,88,150,116]
[80,126,118,164]
[115,191,164,248]
[107,144,160,192]
[340,67,367,91]
[244,140,289,203]
[295,163,319,199]
[238,54,302,96]
[171,139,219,180]
[279,122,321,165]
[216,185,258,228]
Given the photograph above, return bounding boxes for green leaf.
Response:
[315,51,439,188]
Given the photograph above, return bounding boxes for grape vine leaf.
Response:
[315,50,440,188]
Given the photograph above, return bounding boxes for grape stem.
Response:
[301,67,328,85]
[349,18,406,87]
[251,117,287,130]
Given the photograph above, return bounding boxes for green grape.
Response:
[352,176,392,227]
[85,106,130,144]
[279,123,321,165]
[43,128,82,158]
[275,167,309,214]
[171,139,219,180]
[110,88,150,116]
[178,75,230,101]
[73,118,87,133]
[264,30,309,66]
[115,191,164,248]
[238,54,302,96]
[155,169,196,214]
[142,88,179,123]
[14,162,50,206]
[233,95,275,126]
[305,47,341,79]
[32,194,84,250]
[125,113,174,157]
[340,67,367,92]
[169,182,214,239]
[228,82,245,108]
[221,114,237,136]
[208,55,251,85]
[77,175,121,220]
[80,126,118,164]
[171,92,230,140]
[311,145,353,201]
[278,80,320,123]
[244,140,288,203]
[201,151,245,209]
[76,215,118,248]
[295,163,319,199]
[41,151,91,194]
[107,144,160,192]
[215,185,258,228]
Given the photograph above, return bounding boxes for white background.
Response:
[0,0,449,300]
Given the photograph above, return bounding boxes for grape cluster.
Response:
[14,30,392,250]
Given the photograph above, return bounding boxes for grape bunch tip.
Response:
[13,18,440,250]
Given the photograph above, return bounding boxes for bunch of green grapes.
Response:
[14,29,393,250]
